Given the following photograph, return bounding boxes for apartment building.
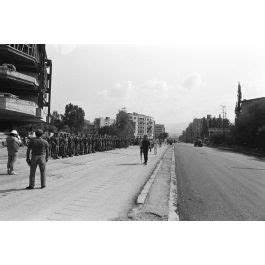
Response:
[0,44,52,131]
[154,124,165,138]
[128,112,155,138]
[94,117,115,129]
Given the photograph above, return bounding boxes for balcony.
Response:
[0,44,41,71]
[0,65,39,93]
[0,94,44,123]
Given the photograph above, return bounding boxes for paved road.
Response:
[175,143,265,221]
[0,146,166,220]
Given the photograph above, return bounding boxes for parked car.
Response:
[194,138,203,147]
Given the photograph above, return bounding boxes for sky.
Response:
[3,0,265,134]
[47,44,265,133]
[19,0,263,134]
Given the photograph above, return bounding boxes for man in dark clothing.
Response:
[141,135,150,165]
[26,129,49,189]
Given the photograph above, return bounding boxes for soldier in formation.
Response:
[46,133,130,160]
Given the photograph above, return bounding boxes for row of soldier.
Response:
[45,133,130,159]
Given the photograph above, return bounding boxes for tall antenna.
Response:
[220,105,227,119]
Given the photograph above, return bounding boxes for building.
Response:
[94,117,115,129]
[238,97,265,118]
[83,120,96,135]
[154,124,165,138]
[0,44,52,131]
[208,127,230,136]
[179,113,231,143]
[128,112,155,138]
[192,118,203,139]
[235,82,265,122]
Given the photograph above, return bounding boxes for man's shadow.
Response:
[0,188,27,194]
[118,163,142,166]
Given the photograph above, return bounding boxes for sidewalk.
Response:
[128,146,176,221]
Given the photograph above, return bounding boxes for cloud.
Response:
[96,79,185,122]
[182,72,202,90]
[95,74,207,123]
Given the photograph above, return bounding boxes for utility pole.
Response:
[220,105,227,136]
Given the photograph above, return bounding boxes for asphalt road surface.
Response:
[175,143,265,221]
[0,146,166,220]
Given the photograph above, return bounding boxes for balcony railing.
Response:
[6,44,40,63]
[8,44,36,57]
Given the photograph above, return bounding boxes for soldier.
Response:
[71,135,75,156]
[58,134,63,157]
[101,136,105,151]
[67,134,72,157]
[91,135,95,153]
[74,135,79,156]
[95,136,98,152]
[98,136,101,152]
[62,134,67,158]
[87,135,91,154]
[79,135,83,155]
[51,133,59,159]
[46,133,52,157]
[105,136,108,151]
[83,135,86,154]
[110,136,113,150]
[70,134,75,156]
[84,135,88,154]
[92,135,96,153]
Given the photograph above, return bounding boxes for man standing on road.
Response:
[26,129,49,189]
[141,135,150,165]
[6,130,22,175]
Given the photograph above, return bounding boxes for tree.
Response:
[115,109,134,138]
[50,110,64,131]
[63,103,85,134]
[158,132,168,140]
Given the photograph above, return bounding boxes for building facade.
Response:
[0,44,52,131]
[192,118,203,139]
[94,117,115,129]
[179,114,231,143]
[128,112,155,138]
[238,98,265,119]
[154,124,165,138]
[82,120,96,135]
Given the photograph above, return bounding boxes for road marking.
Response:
[168,146,179,221]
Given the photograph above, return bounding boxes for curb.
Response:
[136,146,168,205]
[168,145,179,221]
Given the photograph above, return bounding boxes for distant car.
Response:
[194,139,203,147]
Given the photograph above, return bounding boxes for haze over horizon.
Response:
[47,44,265,134]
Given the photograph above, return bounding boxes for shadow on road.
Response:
[118,163,142,166]
[231,167,265,171]
[0,188,27,194]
